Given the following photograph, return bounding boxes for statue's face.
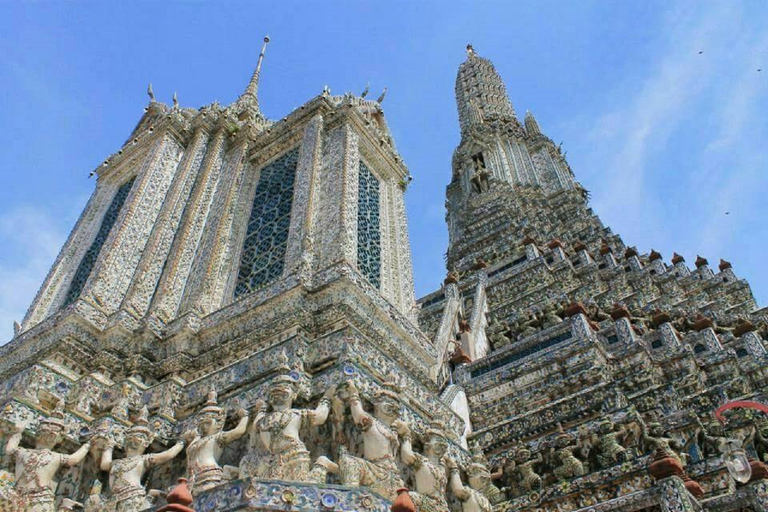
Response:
[516,449,530,462]
[267,383,295,407]
[468,469,490,489]
[199,413,221,435]
[649,424,662,436]
[426,435,448,458]
[375,397,400,420]
[36,426,61,449]
[599,422,612,434]
[124,433,149,454]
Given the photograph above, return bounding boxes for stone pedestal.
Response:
[151,479,391,512]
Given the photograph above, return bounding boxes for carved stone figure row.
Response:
[3,371,504,511]
[495,412,682,497]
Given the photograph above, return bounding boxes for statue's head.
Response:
[267,375,299,409]
[424,423,449,458]
[467,449,492,489]
[515,447,531,462]
[598,419,613,434]
[36,399,66,449]
[554,432,573,448]
[197,389,225,436]
[36,421,64,449]
[373,382,401,422]
[125,406,153,455]
[648,422,663,437]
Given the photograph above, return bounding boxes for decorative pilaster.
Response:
[340,125,360,266]
[314,123,359,270]
[188,134,252,314]
[150,129,228,324]
[378,179,394,301]
[283,114,324,280]
[392,178,417,320]
[122,125,211,321]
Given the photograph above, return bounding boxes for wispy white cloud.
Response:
[0,206,72,344]
[695,31,768,258]
[584,4,738,226]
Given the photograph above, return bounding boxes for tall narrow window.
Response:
[357,160,381,288]
[63,177,136,307]
[234,148,299,298]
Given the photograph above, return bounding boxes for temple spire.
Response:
[525,110,541,135]
[236,36,270,118]
[454,44,516,135]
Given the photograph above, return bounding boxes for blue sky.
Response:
[0,2,766,343]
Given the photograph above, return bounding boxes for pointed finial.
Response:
[376,86,388,104]
[361,82,370,98]
[239,35,270,107]
[172,92,178,107]
[147,83,155,102]
[322,85,331,96]
[466,43,474,54]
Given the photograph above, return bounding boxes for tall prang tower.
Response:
[0,41,476,512]
[417,45,768,512]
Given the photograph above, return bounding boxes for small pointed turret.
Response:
[376,86,388,104]
[235,36,270,119]
[525,110,541,135]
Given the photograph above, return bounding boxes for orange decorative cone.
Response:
[392,488,416,512]
[158,478,194,512]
